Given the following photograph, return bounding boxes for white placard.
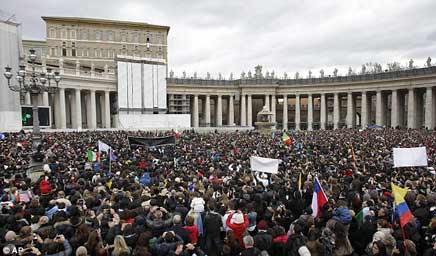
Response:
[250,156,279,174]
[393,147,428,168]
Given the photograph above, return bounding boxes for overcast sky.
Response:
[2,0,436,79]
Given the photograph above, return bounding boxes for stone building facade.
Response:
[20,16,436,130]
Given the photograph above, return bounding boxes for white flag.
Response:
[98,140,111,153]
[250,156,279,174]
[393,147,428,168]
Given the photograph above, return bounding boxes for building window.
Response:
[71,42,76,57]
[71,30,76,39]
[133,33,138,43]
[61,30,67,39]
[50,48,55,56]
[96,31,101,40]
[62,42,67,56]
[107,31,113,41]
[50,28,56,38]
[146,37,150,50]
[84,49,88,57]
[81,30,88,40]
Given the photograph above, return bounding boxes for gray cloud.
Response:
[2,0,436,78]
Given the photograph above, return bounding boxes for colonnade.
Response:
[24,88,112,129]
[188,87,436,130]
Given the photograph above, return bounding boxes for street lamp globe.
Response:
[3,66,12,79]
[28,49,37,62]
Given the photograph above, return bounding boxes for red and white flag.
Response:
[311,177,328,217]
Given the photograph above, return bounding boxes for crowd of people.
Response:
[0,128,435,256]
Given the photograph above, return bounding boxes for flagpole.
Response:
[109,147,112,174]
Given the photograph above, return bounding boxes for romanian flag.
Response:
[391,183,413,228]
[282,133,292,146]
[87,150,100,162]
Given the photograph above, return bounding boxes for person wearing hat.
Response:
[226,210,249,248]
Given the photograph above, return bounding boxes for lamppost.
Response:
[3,49,61,169]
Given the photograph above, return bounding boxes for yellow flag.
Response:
[106,179,112,189]
[298,173,302,191]
[391,183,408,204]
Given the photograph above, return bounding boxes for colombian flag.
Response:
[391,183,413,228]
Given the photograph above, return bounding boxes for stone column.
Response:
[391,90,399,128]
[283,94,288,130]
[75,60,80,76]
[346,92,354,128]
[104,91,111,128]
[205,95,211,127]
[216,95,223,126]
[247,95,253,126]
[228,95,234,125]
[271,95,276,123]
[407,88,416,129]
[425,87,434,129]
[265,95,270,110]
[57,88,66,129]
[333,92,340,129]
[42,92,49,106]
[361,92,368,129]
[295,94,301,130]
[376,90,384,126]
[24,92,31,105]
[240,94,246,126]
[307,94,313,130]
[73,89,82,129]
[240,94,247,126]
[88,90,97,129]
[320,93,326,130]
[193,95,199,127]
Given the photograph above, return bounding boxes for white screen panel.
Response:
[117,61,128,109]
[157,65,167,109]
[143,64,153,109]
[131,63,142,109]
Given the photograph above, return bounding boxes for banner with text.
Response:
[393,147,428,168]
[128,136,176,147]
[250,156,279,174]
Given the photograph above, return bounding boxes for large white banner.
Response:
[250,156,279,174]
[393,147,428,168]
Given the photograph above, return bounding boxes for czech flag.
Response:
[311,177,328,217]
[391,183,413,228]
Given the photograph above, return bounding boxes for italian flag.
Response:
[87,150,100,162]
[282,133,292,146]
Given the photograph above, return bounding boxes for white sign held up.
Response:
[250,156,279,174]
[393,147,428,168]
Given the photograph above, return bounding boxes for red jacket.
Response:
[226,213,249,248]
[183,225,199,244]
[39,180,52,194]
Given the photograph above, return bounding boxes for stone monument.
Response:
[254,105,276,134]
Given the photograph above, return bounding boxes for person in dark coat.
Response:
[168,214,191,244]
[253,220,272,253]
